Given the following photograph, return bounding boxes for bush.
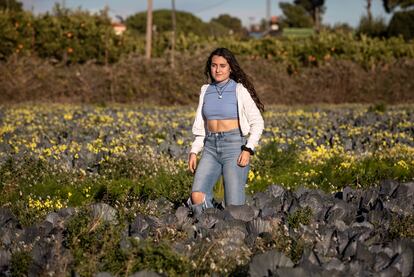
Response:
[0,10,34,59]
[33,6,140,64]
[0,7,143,63]
[388,9,414,40]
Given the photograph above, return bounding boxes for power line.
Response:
[193,0,232,14]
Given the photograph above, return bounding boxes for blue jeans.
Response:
[189,128,250,215]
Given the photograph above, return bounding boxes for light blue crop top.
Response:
[202,79,238,120]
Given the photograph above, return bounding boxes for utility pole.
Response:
[145,0,153,61]
[171,0,176,68]
[266,0,271,28]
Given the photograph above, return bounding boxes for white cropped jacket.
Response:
[190,82,264,155]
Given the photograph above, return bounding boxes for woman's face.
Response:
[210,55,231,83]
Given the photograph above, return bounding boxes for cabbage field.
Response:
[0,104,413,276]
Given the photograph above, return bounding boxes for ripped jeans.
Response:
[188,128,250,216]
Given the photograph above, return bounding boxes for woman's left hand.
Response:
[237,151,250,167]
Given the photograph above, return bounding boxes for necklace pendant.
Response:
[218,95,223,99]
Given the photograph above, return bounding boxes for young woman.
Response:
[187,47,264,216]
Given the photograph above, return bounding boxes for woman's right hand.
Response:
[188,153,197,174]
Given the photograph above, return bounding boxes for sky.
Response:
[20,0,391,28]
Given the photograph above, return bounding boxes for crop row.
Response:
[0,104,413,224]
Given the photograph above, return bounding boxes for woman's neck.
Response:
[213,78,231,85]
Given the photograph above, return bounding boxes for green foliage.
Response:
[289,239,306,264]
[98,156,192,204]
[279,2,313,28]
[357,16,388,38]
[210,13,245,36]
[387,9,414,40]
[328,22,354,33]
[0,10,34,59]
[66,208,126,275]
[130,241,191,276]
[1,7,413,70]
[249,139,414,193]
[33,6,139,64]
[294,0,326,13]
[293,0,326,26]
[287,207,313,229]
[383,0,414,12]
[389,214,414,239]
[125,9,227,37]
[368,103,387,113]
[0,0,22,12]
[0,7,142,63]
[283,27,314,38]
[10,250,32,277]
[65,208,190,275]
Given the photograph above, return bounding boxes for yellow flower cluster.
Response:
[298,144,344,165]
[28,195,66,213]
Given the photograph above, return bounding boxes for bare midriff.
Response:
[207,119,239,132]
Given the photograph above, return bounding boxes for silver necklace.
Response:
[214,79,231,99]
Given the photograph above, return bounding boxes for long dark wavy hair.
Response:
[204,48,264,112]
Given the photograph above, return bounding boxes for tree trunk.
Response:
[367,0,372,22]
[313,6,320,32]
[145,0,153,61]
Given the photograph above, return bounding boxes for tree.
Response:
[279,2,313,28]
[210,14,244,35]
[382,0,414,39]
[356,15,387,37]
[294,0,326,31]
[383,0,414,12]
[126,9,223,37]
[0,0,23,12]
[387,9,414,39]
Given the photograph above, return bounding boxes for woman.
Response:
[187,47,264,216]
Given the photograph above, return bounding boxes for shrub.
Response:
[33,7,139,64]
[0,7,143,63]
[0,10,34,59]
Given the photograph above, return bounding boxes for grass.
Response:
[65,207,191,276]
[248,140,414,193]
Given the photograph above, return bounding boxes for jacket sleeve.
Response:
[189,85,208,155]
[190,136,205,155]
[242,87,264,151]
